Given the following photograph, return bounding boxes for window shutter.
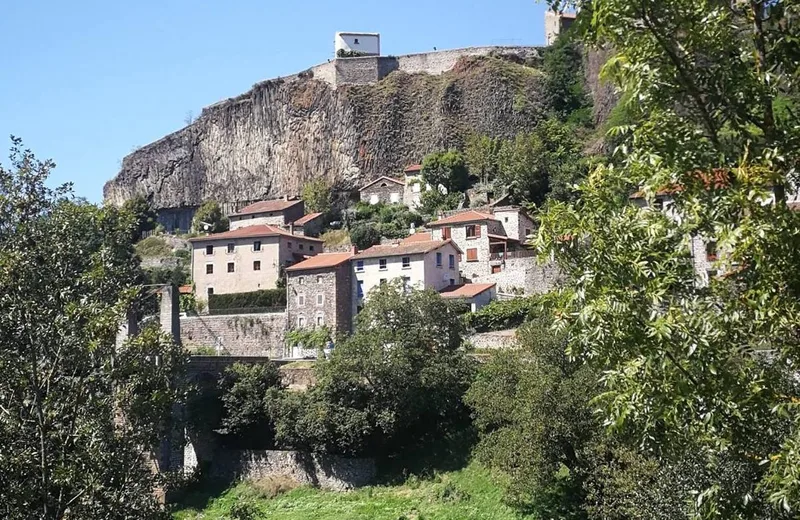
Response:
[475,225,482,238]
[443,227,451,239]
[467,248,478,262]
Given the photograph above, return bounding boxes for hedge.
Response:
[464,297,541,333]
[208,289,286,314]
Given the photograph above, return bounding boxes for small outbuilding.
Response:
[439,283,497,312]
[359,176,405,205]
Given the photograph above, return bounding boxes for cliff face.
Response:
[103,53,552,210]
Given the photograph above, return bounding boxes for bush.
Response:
[192,200,229,233]
[349,224,381,250]
[135,236,172,258]
[464,297,541,332]
[208,289,286,313]
[218,363,283,449]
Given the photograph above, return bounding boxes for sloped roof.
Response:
[630,169,734,199]
[286,252,354,271]
[352,239,461,260]
[401,232,434,243]
[188,224,323,243]
[359,176,404,191]
[293,212,323,226]
[488,233,518,242]
[232,198,303,216]
[428,210,499,227]
[439,283,496,299]
[178,285,193,294]
[404,164,422,174]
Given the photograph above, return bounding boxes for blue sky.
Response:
[0,1,549,202]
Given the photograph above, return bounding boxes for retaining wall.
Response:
[473,258,564,295]
[193,449,376,491]
[180,312,287,357]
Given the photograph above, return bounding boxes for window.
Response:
[298,316,305,327]
[449,254,455,269]
[298,294,305,306]
[442,227,451,239]
[207,287,214,296]
[390,192,400,203]
[525,228,531,237]
[206,264,214,274]
[288,241,292,249]
[504,217,509,223]
[380,182,388,187]
[357,280,364,298]
[436,252,442,267]
[298,276,305,285]
[401,257,410,269]
[380,278,387,285]
[316,316,324,326]
[317,275,323,283]
[706,241,718,261]
[449,278,455,286]
[310,245,315,252]
[412,182,421,193]
[253,241,262,252]
[492,265,502,274]
[227,243,234,253]
[370,194,379,204]
[317,294,324,306]
[379,259,387,270]
[356,260,364,272]
[205,245,214,255]
[299,244,304,251]
[354,38,360,44]
[466,248,478,262]
[227,262,235,273]
[253,260,261,271]
[466,224,481,238]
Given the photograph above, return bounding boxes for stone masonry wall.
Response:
[180,312,287,357]
[204,449,376,491]
[472,257,564,295]
[287,264,353,334]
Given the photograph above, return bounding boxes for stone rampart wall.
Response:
[201,450,376,491]
[180,312,287,357]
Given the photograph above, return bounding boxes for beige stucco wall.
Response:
[191,235,321,296]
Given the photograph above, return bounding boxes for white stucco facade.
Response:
[335,32,380,56]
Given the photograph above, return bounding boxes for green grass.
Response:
[280,360,316,369]
[172,462,528,520]
[321,229,351,247]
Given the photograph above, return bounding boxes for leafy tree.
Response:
[421,150,470,193]
[217,363,283,449]
[542,29,592,124]
[537,0,800,516]
[417,189,463,220]
[275,283,476,459]
[349,223,381,250]
[192,200,228,233]
[122,194,158,240]
[0,137,185,519]
[464,134,501,185]
[301,178,333,214]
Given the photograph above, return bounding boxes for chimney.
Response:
[351,245,358,255]
[289,222,295,235]
[284,194,289,201]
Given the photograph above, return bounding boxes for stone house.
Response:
[189,225,322,297]
[351,239,462,314]
[428,210,523,281]
[286,252,355,334]
[439,283,496,312]
[492,206,535,242]
[228,197,305,230]
[292,212,324,237]
[359,176,405,205]
[402,164,432,210]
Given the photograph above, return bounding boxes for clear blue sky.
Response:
[0,1,549,203]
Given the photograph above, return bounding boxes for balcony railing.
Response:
[489,249,537,261]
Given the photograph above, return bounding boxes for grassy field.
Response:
[172,462,527,520]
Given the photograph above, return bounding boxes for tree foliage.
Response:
[421,150,470,194]
[0,137,185,519]
[301,178,333,214]
[536,1,800,516]
[122,195,158,240]
[217,363,283,449]
[349,223,382,250]
[192,200,229,233]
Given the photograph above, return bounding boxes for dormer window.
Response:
[354,38,360,44]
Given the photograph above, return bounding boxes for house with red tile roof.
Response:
[285,251,356,334]
[188,224,322,297]
[291,212,324,237]
[439,283,497,312]
[229,196,305,230]
[351,239,462,313]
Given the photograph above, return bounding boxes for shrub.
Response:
[349,224,381,250]
[208,289,286,313]
[135,236,172,258]
[464,297,541,332]
[192,200,229,233]
[218,362,283,449]
[321,229,351,247]
[251,475,300,499]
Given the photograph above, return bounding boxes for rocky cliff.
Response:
[103,50,559,211]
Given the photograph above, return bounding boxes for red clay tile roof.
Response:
[359,176,405,191]
[401,232,434,243]
[428,210,499,227]
[293,212,323,226]
[439,283,496,299]
[286,252,355,272]
[630,169,734,199]
[188,224,323,242]
[178,285,193,294]
[232,198,303,216]
[353,239,461,260]
[404,164,422,174]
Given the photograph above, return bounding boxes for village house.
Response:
[402,164,432,210]
[228,196,305,230]
[359,176,405,205]
[351,239,462,314]
[286,252,355,334]
[189,225,322,297]
[291,212,324,237]
[427,210,529,281]
[439,283,497,312]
